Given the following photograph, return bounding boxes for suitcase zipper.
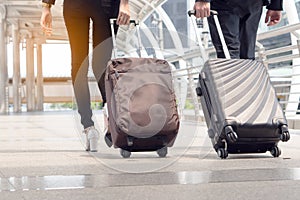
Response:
[110,69,129,79]
[110,68,170,80]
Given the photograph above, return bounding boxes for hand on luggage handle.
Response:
[187,10,231,59]
[110,19,139,26]
[110,19,142,58]
[187,10,218,17]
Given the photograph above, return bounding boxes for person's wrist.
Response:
[42,2,52,9]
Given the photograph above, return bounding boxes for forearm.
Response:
[195,0,282,10]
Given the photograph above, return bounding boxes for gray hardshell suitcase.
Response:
[188,10,290,159]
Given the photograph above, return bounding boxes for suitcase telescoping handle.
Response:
[110,19,142,58]
[188,10,231,59]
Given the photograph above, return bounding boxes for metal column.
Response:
[26,37,35,111]
[12,24,21,112]
[36,43,44,111]
[0,6,8,114]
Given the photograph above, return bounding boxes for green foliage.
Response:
[49,102,77,110]
[184,99,195,109]
[91,102,103,110]
[48,101,103,111]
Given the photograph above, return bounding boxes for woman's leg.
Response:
[63,3,94,129]
[91,0,120,105]
[89,0,120,146]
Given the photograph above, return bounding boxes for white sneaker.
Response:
[83,126,99,152]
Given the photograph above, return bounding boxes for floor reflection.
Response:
[2,168,300,192]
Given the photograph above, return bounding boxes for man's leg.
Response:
[239,6,263,59]
[208,5,240,59]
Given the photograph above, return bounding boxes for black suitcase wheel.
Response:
[225,126,238,143]
[217,148,228,159]
[280,131,290,142]
[196,87,202,96]
[226,132,238,143]
[120,149,131,158]
[157,147,168,157]
[270,146,281,157]
[280,125,290,142]
[104,133,113,148]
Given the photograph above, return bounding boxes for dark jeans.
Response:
[63,0,119,128]
[208,0,263,59]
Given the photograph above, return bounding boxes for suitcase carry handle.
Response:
[110,19,139,26]
[110,19,142,58]
[187,10,218,17]
[188,9,231,59]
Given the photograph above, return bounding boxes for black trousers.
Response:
[208,0,263,59]
[63,0,119,128]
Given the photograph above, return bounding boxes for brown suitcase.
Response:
[104,20,180,158]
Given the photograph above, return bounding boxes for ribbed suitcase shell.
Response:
[198,59,289,156]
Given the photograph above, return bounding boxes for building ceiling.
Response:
[1,0,167,42]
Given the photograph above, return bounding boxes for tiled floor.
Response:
[0,111,299,199]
